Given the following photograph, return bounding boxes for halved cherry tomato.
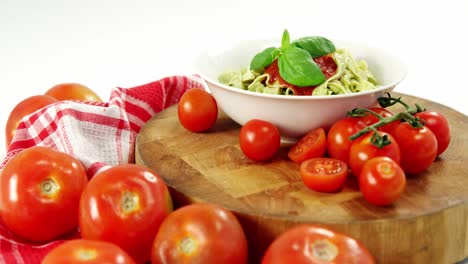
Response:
[414,111,451,156]
[151,203,248,264]
[288,127,326,164]
[45,82,102,102]
[349,131,401,177]
[300,158,348,192]
[178,88,218,132]
[79,164,173,264]
[0,146,87,242]
[42,239,136,264]
[239,119,280,161]
[357,107,400,133]
[327,117,367,163]
[359,157,406,206]
[5,95,58,149]
[390,122,437,174]
[261,224,375,264]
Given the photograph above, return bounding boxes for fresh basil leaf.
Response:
[249,47,280,73]
[278,46,325,87]
[281,29,290,50]
[292,36,336,58]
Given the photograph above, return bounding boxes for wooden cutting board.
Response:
[135,92,468,264]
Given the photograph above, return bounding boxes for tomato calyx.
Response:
[377,92,426,114]
[40,178,60,197]
[121,191,140,215]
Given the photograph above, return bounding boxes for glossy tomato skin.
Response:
[288,127,326,163]
[359,157,406,206]
[262,225,375,264]
[0,146,87,242]
[151,203,248,264]
[414,111,451,156]
[358,107,400,133]
[349,131,401,177]
[327,117,367,163]
[45,82,102,102]
[5,95,58,149]
[178,88,218,132]
[391,122,437,174]
[79,164,173,264]
[41,239,136,264]
[239,119,280,161]
[300,158,348,193]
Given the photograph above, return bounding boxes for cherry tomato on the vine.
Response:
[45,82,102,102]
[300,158,348,193]
[151,203,248,264]
[42,239,136,264]
[79,164,173,264]
[261,225,375,264]
[414,111,450,156]
[359,157,406,206]
[288,127,326,164]
[178,88,218,132]
[327,117,366,163]
[0,146,87,242]
[239,119,280,161]
[357,107,400,133]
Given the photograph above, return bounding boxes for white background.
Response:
[1,0,467,160]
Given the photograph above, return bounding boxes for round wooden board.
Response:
[135,92,468,264]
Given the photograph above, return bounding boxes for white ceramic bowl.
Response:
[194,38,407,141]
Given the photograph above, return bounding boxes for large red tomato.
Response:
[79,164,173,264]
[151,203,248,264]
[178,88,218,132]
[327,117,366,163]
[5,95,58,149]
[414,111,451,156]
[239,119,281,161]
[45,82,102,102]
[262,225,375,264]
[0,146,87,242]
[41,239,136,264]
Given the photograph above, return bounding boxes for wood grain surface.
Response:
[135,92,468,264]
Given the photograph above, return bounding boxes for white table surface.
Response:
[1,0,467,160]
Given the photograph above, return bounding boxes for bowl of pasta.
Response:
[194,30,407,141]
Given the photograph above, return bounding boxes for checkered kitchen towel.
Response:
[0,75,206,264]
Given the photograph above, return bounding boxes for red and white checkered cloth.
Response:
[0,75,206,264]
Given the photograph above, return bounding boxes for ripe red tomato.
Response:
[300,158,348,193]
[5,95,58,149]
[45,82,102,102]
[288,127,326,163]
[390,122,437,174]
[42,239,136,264]
[262,225,375,264]
[414,111,451,156]
[357,107,400,133]
[239,119,281,161]
[359,157,406,206]
[349,131,401,177]
[178,88,218,132]
[79,164,173,264]
[151,203,248,264]
[0,146,87,242]
[327,117,366,163]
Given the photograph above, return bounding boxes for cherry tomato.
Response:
[327,117,366,163]
[151,203,248,264]
[178,88,218,132]
[0,146,87,242]
[414,111,451,156]
[79,164,173,264]
[45,82,102,102]
[239,119,280,161]
[391,122,437,174]
[300,158,348,193]
[261,224,375,264]
[349,131,401,177]
[288,127,326,164]
[357,107,400,133]
[42,239,136,264]
[359,157,406,206]
[5,95,58,149]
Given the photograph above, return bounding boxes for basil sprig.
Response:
[249,29,336,87]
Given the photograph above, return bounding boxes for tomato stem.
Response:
[378,92,426,114]
[347,108,384,120]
